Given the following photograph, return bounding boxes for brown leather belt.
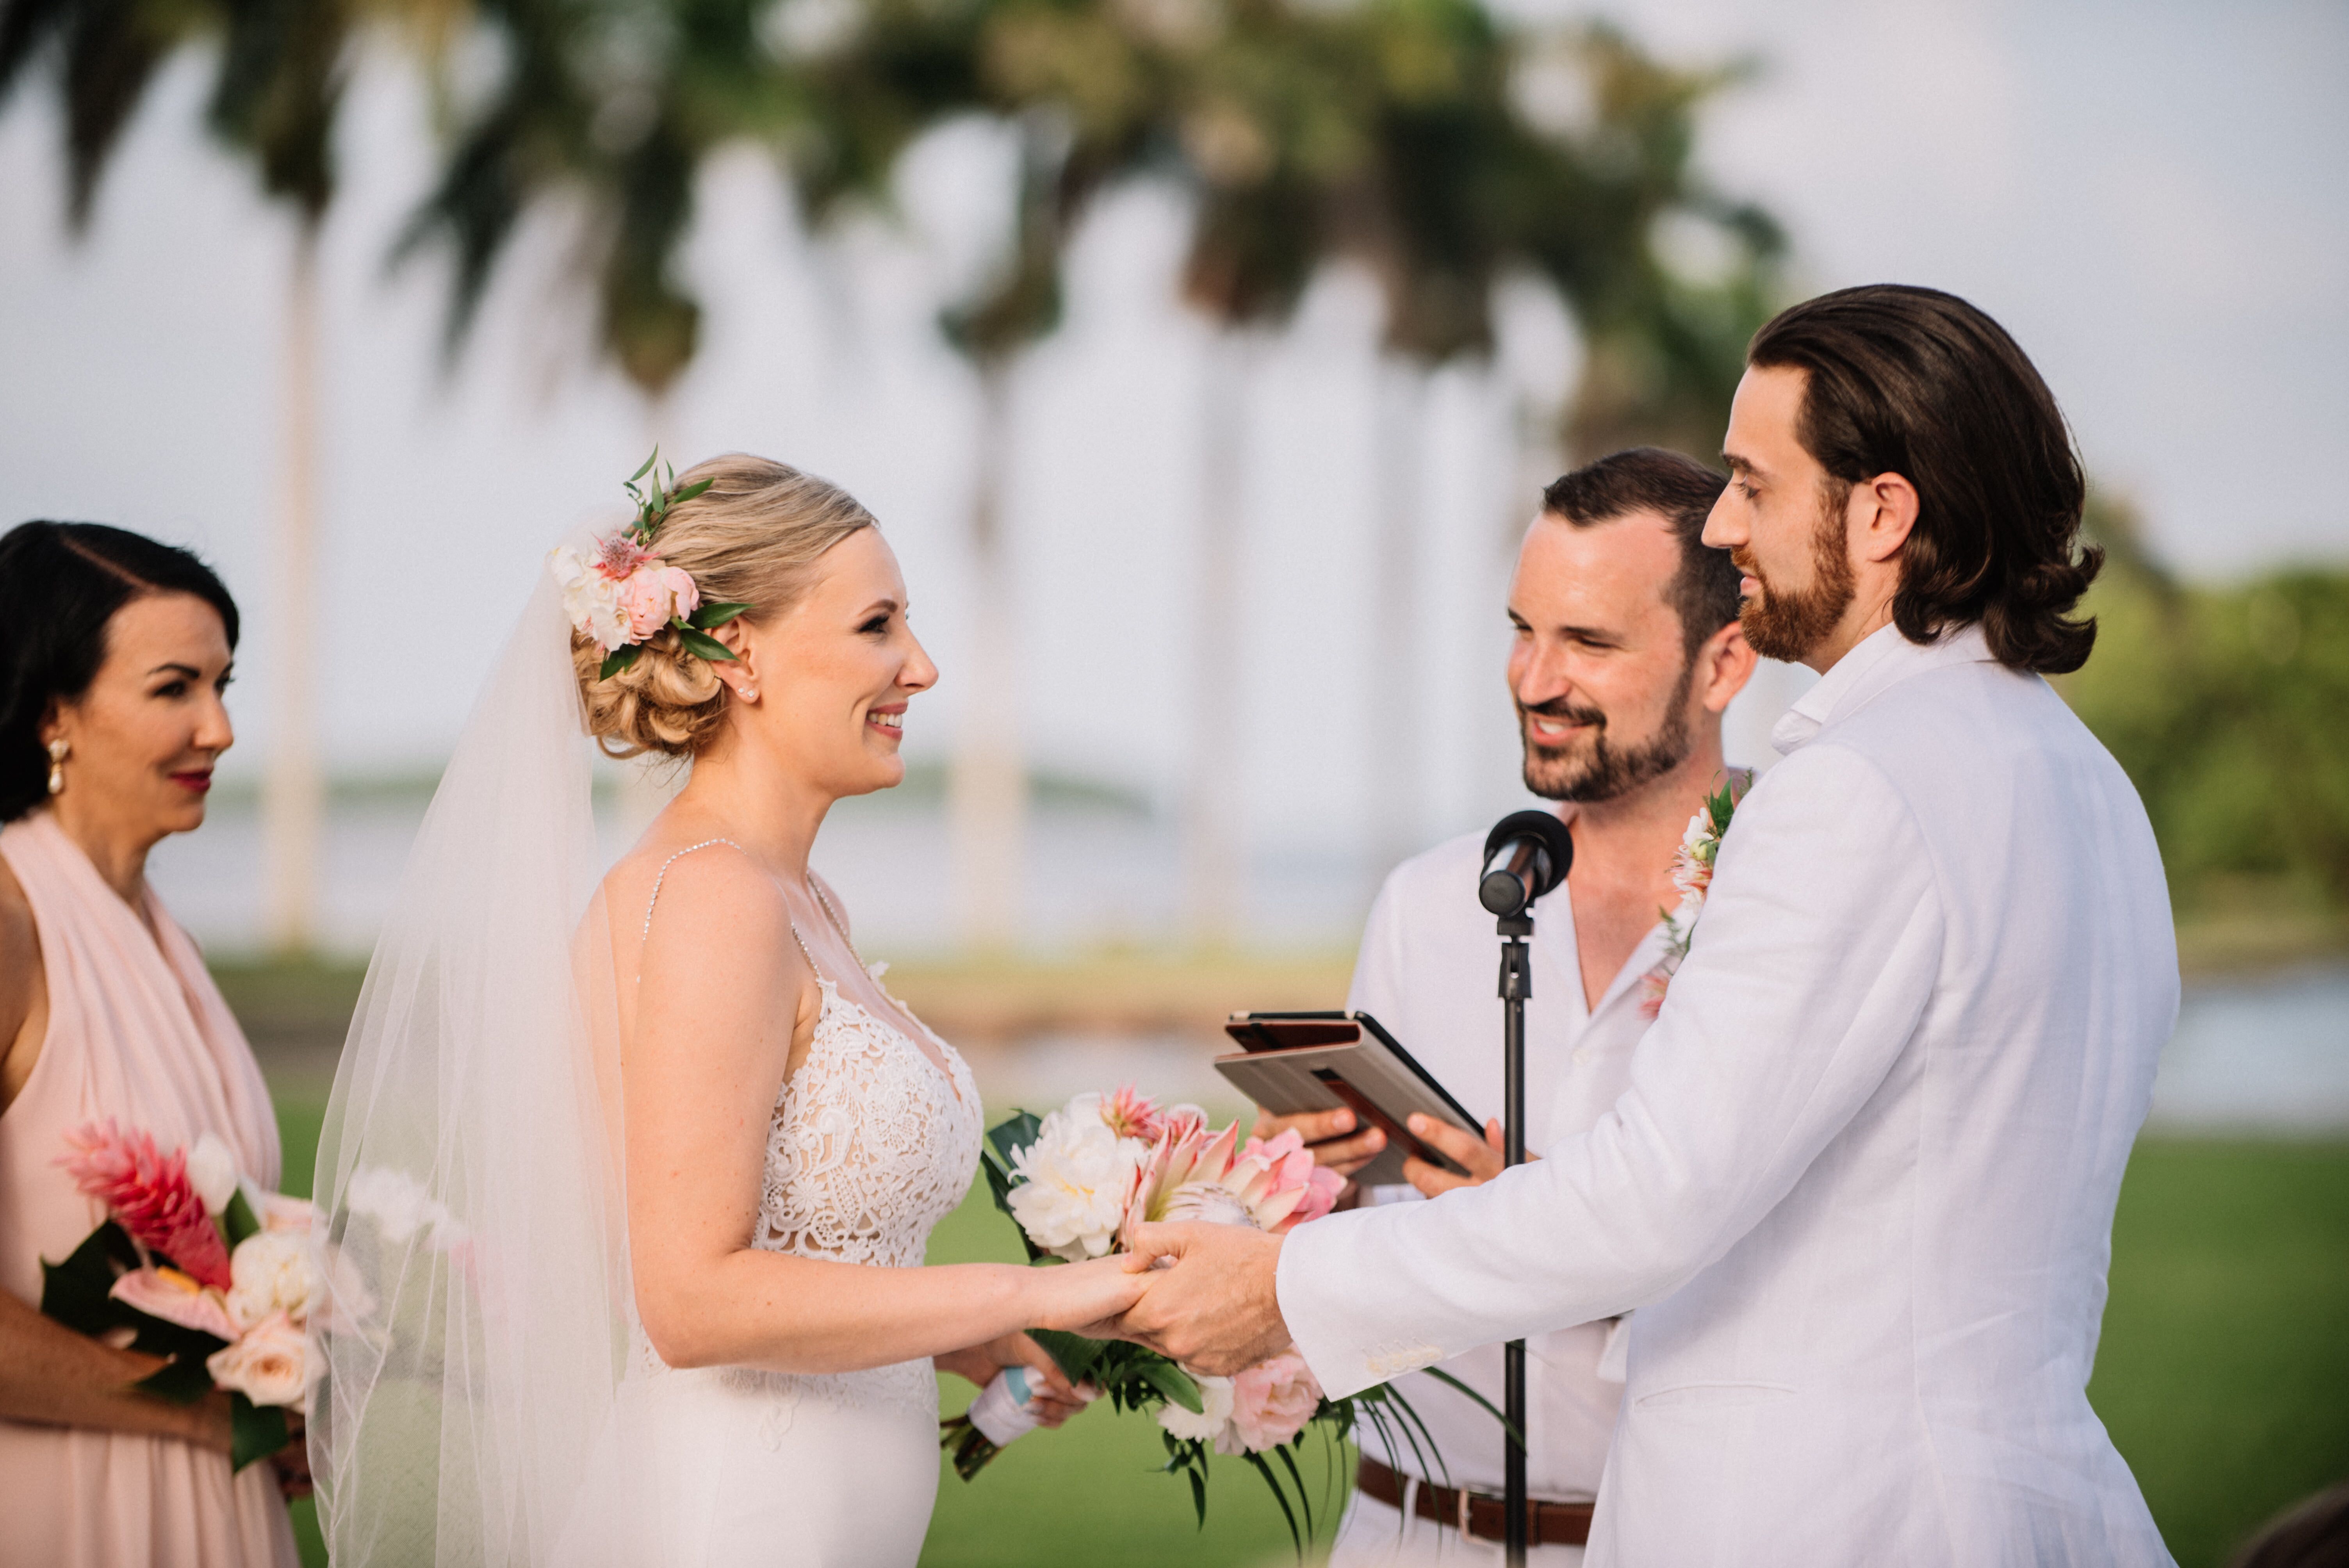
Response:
[1356,1456,1593,1548]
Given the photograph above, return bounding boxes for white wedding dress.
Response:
[562,856,984,1568]
[313,575,984,1566]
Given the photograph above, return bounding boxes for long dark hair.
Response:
[1747,285,2101,675]
[0,522,242,822]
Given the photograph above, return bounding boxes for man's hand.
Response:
[1114,1222,1292,1376]
[1253,1107,1385,1179]
[1401,1115,1533,1198]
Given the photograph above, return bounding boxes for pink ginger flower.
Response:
[1230,1352,1322,1451]
[58,1121,232,1290]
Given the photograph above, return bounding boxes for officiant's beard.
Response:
[1736,481,1858,663]
[1519,660,1696,803]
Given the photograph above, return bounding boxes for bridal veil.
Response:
[312,566,636,1565]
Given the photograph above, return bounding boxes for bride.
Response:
[310,456,1146,1566]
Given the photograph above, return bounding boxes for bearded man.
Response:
[1254,447,1755,1565]
[1122,284,2179,1566]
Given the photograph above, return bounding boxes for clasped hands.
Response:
[1096,1107,1520,1376]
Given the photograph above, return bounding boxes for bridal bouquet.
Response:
[39,1120,330,1470]
[953,1088,1476,1544]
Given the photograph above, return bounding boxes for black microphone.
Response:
[1479,809,1575,918]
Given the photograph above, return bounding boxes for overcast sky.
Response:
[1,0,2341,857]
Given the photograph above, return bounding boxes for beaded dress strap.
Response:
[640,838,746,939]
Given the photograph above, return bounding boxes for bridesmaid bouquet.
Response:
[950,1088,1483,1546]
[39,1120,330,1470]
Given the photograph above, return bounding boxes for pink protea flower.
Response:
[1121,1123,1344,1242]
[58,1121,232,1290]
[1154,1103,1208,1145]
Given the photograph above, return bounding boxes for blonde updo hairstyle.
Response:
[572,454,877,758]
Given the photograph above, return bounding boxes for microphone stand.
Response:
[1495,908,1533,1568]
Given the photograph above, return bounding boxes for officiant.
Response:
[1251,448,1755,1565]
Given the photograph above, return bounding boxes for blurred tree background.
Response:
[2064,498,2349,963]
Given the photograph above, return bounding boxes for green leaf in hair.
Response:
[677,627,737,662]
[690,600,753,630]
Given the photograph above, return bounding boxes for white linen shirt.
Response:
[1344,830,1674,1501]
[1279,623,2180,1567]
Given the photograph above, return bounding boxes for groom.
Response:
[1121,285,2181,1564]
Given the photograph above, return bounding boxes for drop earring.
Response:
[46,738,68,796]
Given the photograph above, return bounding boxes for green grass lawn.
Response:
[2089,1140,2349,1566]
[266,1081,2349,1567]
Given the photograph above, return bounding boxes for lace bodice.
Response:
[630,842,982,1424]
[757,979,982,1268]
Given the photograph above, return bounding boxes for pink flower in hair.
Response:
[593,533,654,581]
[618,563,699,639]
[58,1121,232,1290]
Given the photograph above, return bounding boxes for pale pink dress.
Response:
[0,811,299,1568]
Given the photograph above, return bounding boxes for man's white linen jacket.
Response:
[1279,623,2180,1566]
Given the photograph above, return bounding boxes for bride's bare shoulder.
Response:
[608,837,784,949]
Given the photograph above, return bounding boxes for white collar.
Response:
[1770,621,2000,755]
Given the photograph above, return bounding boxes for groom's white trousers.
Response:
[1328,1493,1584,1568]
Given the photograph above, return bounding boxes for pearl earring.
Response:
[46,738,68,796]
[741,686,758,702]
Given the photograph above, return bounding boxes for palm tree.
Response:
[1164,4,1349,942]
[1503,23,1787,462]
[1323,0,1515,879]
[932,116,1080,951]
[0,0,404,955]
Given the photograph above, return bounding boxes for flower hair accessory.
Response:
[550,450,752,681]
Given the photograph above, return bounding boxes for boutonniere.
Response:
[1641,770,1753,1017]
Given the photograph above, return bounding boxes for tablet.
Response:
[1215,1011,1483,1189]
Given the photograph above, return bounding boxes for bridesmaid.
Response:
[0,522,303,1567]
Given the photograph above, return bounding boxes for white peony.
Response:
[1005,1101,1146,1262]
[184,1132,240,1216]
[225,1230,324,1331]
[1155,1372,1241,1454]
[550,547,631,654]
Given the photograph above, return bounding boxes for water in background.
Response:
[2148,966,2349,1134]
[146,786,1374,956]
[150,793,2349,1133]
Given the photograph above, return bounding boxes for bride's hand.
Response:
[1021,1253,1153,1339]
[935,1333,1093,1429]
